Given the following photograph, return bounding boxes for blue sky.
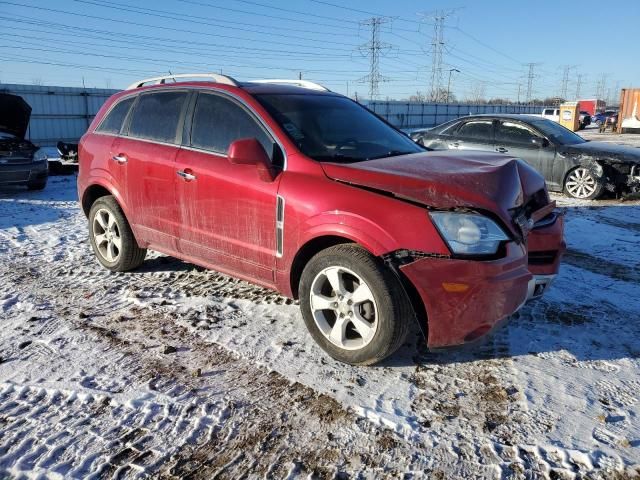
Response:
[0,0,637,101]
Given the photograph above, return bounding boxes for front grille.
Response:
[0,171,30,183]
[528,250,557,265]
[0,156,32,165]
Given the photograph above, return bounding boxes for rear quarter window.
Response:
[95,97,135,135]
[128,91,188,144]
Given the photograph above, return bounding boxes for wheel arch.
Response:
[289,235,355,299]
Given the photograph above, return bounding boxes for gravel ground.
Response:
[1,149,639,479]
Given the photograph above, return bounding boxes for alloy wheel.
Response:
[565,168,598,199]
[92,208,122,262]
[309,266,378,350]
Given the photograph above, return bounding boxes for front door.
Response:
[175,91,281,284]
[494,120,556,184]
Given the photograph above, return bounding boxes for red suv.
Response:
[78,74,565,365]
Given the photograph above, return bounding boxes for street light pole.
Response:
[447,68,460,103]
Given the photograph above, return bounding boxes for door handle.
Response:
[112,154,127,164]
[496,147,508,153]
[177,170,196,181]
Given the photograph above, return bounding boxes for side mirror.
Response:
[228,138,275,183]
[531,137,550,148]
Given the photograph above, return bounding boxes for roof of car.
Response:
[465,113,548,122]
[239,82,339,95]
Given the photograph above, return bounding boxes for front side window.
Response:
[128,91,188,143]
[96,96,135,135]
[530,119,586,145]
[190,93,273,157]
[495,121,537,144]
[456,120,493,140]
[255,94,422,163]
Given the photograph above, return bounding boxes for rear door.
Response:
[449,119,495,151]
[92,96,137,207]
[494,120,556,182]
[112,89,190,252]
[175,91,282,284]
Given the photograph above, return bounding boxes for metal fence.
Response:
[1,83,554,145]
[361,100,552,130]
[0,83,118,146]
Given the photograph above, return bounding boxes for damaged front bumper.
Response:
[400,242,532,348]
[399,208,565,349]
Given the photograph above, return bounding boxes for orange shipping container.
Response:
[618,88,640,132]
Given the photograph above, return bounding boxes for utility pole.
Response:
[446,68,459,103]
[575,73,583,99]
[358,16,392,100]
[516,83,522,104]
[524,62,539,104]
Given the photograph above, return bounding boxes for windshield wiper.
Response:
[368,150,415,160]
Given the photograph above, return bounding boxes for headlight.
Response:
[33,148,48,163]
[430,212,509,255]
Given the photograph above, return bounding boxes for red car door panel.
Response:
[175,92,281,284]
[111,137,180,251]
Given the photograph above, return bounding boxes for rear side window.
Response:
[128,91,188,144]
[543,109,555,115]
[96,97,135,135]
[456,120,493,139]
[496,121,537,144]
[190,93,273,157]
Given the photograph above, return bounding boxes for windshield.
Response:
[530,119,586,145]
[254,94,423,162]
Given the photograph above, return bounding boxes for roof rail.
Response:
[126,73,239,90]
[250,79,329,92]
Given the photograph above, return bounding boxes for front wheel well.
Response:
[289,236,354,299]
[81,185,112,217]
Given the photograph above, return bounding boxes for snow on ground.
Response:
[1,170,639,479]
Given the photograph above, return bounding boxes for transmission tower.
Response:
[575,73,584,99]
[524,63,539,104]
[560,65,576,99]
[595,73,607,100]
[418,9,457,102]
[358,17,392,100]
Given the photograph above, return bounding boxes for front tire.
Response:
[88,195,146,272]
[27,178,47,191]
[298,244,412,365]
[563,167,605,200]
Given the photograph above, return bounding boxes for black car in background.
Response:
[0,93,48,190]
[410,114,640,200]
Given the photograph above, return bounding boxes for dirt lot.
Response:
[1,135,640,478]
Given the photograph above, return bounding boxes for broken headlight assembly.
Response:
[430,212,509,255]
[32,148,48,163]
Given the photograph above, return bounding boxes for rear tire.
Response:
[298,244,412,365]
[88,195,146,272]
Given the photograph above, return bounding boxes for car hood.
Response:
[0,93,32,139]
[320,151,546,237]
[561,141,640,164]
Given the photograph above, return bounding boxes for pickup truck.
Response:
[538,108,590,130]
